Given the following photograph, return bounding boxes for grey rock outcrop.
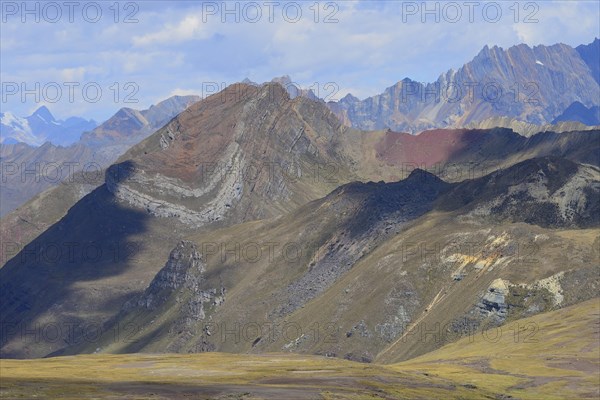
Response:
[477,279,509,320]
[124,241,225,323]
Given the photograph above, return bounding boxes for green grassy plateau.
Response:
[1,298,597,399]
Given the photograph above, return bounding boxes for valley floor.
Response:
[1,298,598,400]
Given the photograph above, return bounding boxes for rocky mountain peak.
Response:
[105,81,353,228]
[31,106,55,123]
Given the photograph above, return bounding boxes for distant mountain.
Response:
[329,40,600,133]
[0,106,97,146]
[576,38,600,85]
[81,95,199,146]
[466,116,599,137]
[551,101,600,125]
[0,142,107,216]
[0,113,39,145]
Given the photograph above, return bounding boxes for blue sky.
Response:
[1,0,599,121]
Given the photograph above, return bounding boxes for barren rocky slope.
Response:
[105,83,357,227]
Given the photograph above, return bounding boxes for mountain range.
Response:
[328,39,600,133]
[2,40,599,217]
[1,81,598,365]
[0,38,599,399]
[0,106,97,146]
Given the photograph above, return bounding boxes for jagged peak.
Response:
[340,93,359,103]
[152,94,200,107]
[241,77,258,86]
[31,105,55,122]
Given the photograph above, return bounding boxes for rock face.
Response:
[477,279,509,321]
[123,241,226,324]
[576,38,600,85]
[329,41,600,132]
[105,160,238,226]
[125,241,206,310]
[110,241,226,353]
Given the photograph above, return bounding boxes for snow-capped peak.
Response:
[1,107,97,146]
[1,112,39,145]
[1,111,26,128]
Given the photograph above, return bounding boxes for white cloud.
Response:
[166,88,200,98]
[132,15,210,46]
[511,1,599,46]
[60,67,86,82]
